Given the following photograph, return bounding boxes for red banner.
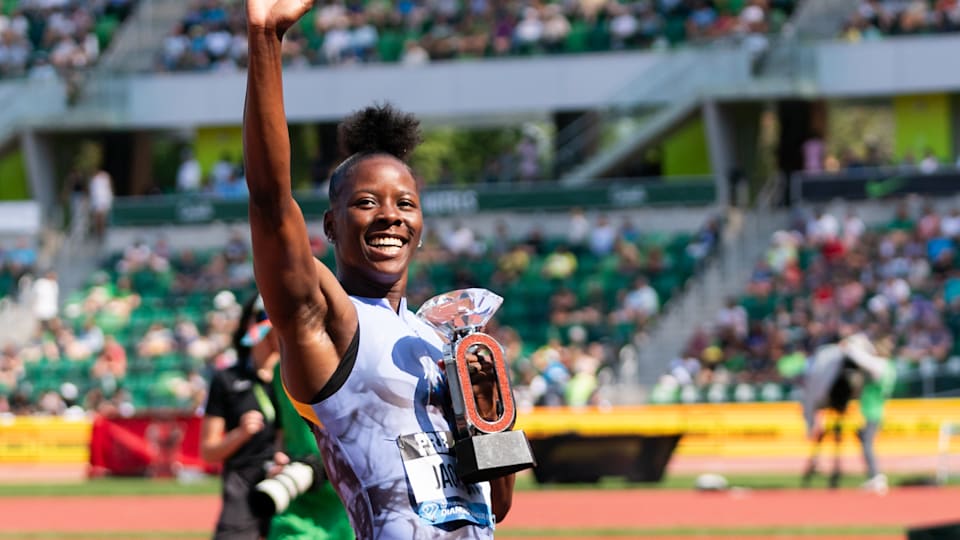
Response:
[88,413,219,477]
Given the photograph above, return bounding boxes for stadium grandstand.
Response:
[156,0,788,71]
[4,0,960,537]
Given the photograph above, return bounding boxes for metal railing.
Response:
[554,43,761,181]
[790,164,960,204]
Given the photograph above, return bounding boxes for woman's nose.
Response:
[377,203,402,223]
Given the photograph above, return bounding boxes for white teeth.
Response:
[369,237,403,247]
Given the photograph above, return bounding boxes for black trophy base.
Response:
[455,430,537,484]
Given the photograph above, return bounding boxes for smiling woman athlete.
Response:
[242,1,515,538]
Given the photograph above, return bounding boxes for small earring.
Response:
[327,236,335,245]
[418,239,423,248]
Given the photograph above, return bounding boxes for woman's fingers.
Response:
[246,0,314,35]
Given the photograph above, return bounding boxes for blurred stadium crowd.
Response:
[157,0,784,71]
[5,192,960,416]
[5,0,960,82]
[0,0,135,79]
[841,0,960,42]
[0,208,723,415]
[654,199,960,403]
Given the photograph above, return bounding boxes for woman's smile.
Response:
[365,233,408,258]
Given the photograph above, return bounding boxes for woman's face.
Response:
[328,155,423,289]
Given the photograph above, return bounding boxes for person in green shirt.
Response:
[801,332,895,493]
[268,357,355,540]
[240,294,354,540]
[846,334,896,494]
[885,202,915,232]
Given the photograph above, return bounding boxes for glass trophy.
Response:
[417,288,536,484]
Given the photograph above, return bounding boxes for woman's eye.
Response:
[356,199,375,207]
[399,199,416,208]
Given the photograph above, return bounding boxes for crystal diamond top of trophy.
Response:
[417,288,536,484]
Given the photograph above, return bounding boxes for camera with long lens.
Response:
[249,456,325,517]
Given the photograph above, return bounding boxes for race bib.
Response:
[397,431,493,528]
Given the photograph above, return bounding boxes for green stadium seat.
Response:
[679,385,700,404]
[733,383,757,403]
[705,383,730,403]
[649,382,679,404]
[759,382,784,402]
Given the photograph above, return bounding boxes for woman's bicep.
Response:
[249,197,320,326]
[278,267,358,404]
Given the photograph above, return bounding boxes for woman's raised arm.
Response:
[243,0,357,404]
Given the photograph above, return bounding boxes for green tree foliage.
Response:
[410,127,525,185]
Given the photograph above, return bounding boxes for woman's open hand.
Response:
[246,0,314,37]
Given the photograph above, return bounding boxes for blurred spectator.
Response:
[210,155,248,198]
[76,317,105,354]
[91,335,127,381]
[589,215,617,256]
[717,296,748,339]
[611,275,660,326]
[443,221,481,257]
[37,389,66,415]
[941,208,960,239]
[401,39,430,65]
[486,220,513,258]
[565,346,601,406]
[842,210,866,247]
[516,134,541,182]
[88,168,113,240]
[32,270,59,329]
[920,148,940,174]
[0,345,23,392]
[567,208,590,253]
[542,245,577,280]
[65,169,88,237]
[211,152,238,186]
[176,149,203,192]
[888,201,915,231]
[803,134,825,173]
[7,237,36,269]
[918,203,941,240]
[806,208,840,244]
[138,322,176,358]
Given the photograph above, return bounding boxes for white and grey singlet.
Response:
[289,296,495,540]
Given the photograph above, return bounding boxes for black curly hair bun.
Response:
[337,103,422,161]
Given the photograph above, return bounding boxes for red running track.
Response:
[0,487,957,533]
[499,487,960,529]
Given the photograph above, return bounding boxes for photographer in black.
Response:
[202,295,285,539]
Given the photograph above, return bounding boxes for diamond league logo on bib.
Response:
[420,502,441,522]
[416,288,537,484]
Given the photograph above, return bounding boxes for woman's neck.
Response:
[339,274,407,313]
